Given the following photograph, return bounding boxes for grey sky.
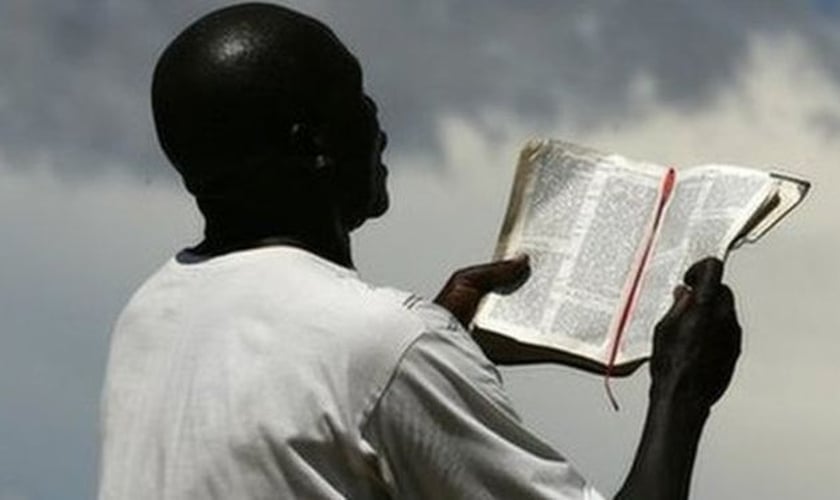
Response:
[3,1,840,174]
[1,1,838,499]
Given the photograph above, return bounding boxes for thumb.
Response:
[684,257,724,304]
[434,255,530,326]
[454,254,530,293]
[658,284,693,326]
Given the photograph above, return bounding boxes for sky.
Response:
[0,1,838,499]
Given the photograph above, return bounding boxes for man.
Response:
[98,3,741,499]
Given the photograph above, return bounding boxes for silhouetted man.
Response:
[98,4,741,499]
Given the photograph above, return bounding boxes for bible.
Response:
[473,139,809,376]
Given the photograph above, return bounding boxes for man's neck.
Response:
[191,223,354,269]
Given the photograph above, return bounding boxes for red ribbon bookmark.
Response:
[604,168,676,410]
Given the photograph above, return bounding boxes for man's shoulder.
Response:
[325,283,458,369]
[228,246,459,344]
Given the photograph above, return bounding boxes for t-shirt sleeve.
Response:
[362,308,605,500]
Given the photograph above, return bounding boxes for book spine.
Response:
[604,167,676,408]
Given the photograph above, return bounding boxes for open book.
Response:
[473,139,810,376]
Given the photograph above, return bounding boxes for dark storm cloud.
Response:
[0,0,223,179]
[0,0,838,177]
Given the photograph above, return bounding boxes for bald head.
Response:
[152,3,388,237]
[153,2,369,197]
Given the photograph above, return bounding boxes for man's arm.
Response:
[615,258,741,500]
[436,256,741,500]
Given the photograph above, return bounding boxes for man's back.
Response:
[100,5,744,498]
[99,246,425,499]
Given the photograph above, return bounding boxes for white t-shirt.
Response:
[98,246,604,499]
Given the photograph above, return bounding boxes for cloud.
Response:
[2,0,840,178]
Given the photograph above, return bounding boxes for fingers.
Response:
[455,254,530,292]
[658,259,731,328]
[684,257,723,304]
[434,255,531,327]
[682,259,739,330]
[712,284,741,342]
[713,284,736,318]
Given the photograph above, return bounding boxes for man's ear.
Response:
[289,122,334,171]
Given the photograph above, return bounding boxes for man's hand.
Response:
[650,257,742,409]
[433,255,529,327]
[434,255,592,366]
[616,257,742,500]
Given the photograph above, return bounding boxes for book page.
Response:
[733,173,810,247]
[475,140,666,362]
[620,166,775,361]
